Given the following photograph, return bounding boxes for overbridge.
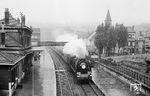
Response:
[40,41,67,46]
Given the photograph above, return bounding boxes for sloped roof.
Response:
[0,13,32,31]
[0,13,19,27]
[105,10,112,21]
[127,26,136,33]
[88,31,96,41]
[0,51,24,65]
[32,28,40,33]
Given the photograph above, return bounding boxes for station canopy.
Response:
[0,51,24,65]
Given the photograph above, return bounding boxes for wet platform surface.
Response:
[14,47,56,96]
[92,64,147,96]
[33,47,56,96]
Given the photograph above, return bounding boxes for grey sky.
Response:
[0,0,150,25]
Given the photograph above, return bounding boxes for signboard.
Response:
[0,30,18,33]
[6,30,18,32]
[130,83,141,94]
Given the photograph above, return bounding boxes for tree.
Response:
[115,24,128,53]
[94,34,103,56]
[106,26,117,55]
[94,24,116,56]
[94,24,106,57]
[94,23,128,57]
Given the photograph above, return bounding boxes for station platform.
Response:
[33,47,56,96]
[92,64,147,96]
[14,47,56,96]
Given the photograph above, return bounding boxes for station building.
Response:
[0,8,33,96]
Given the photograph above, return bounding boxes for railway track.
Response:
[50,46,150,95]
[47,47,74,96]
[81,81,105,96]
[49,46,105,96]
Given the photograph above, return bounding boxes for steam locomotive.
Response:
[66,55,92,81]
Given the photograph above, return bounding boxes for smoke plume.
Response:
[56,34,88,58]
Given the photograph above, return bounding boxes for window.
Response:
[34,35,38,39]
[1,33,5,47]
[32,35,38,39]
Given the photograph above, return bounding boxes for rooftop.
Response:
[0,51,24,65]
[0,8,32,31]
[105,10,112,21]
[127,26,136,33]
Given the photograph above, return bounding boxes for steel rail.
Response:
[48,46,74,96]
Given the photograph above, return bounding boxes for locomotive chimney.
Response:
[21,15,25,26]
[5,8,9,25]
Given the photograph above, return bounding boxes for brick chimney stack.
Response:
[5,8,9,25]
[17,18,20,23]
[21,15,25,26]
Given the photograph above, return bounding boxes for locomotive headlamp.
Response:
[81,63,86,69]
[82,65,86,69]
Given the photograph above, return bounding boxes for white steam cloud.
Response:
[56,34,88,58]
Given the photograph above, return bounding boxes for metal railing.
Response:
[99,59,150,89]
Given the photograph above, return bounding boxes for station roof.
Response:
[0,51,24,65]
[127,26,136,33]
[32,28,40,33]
[0,13,32,32]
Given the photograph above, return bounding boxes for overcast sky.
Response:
[0,0,150,25]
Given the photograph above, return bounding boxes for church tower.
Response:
[105,10,112,26]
